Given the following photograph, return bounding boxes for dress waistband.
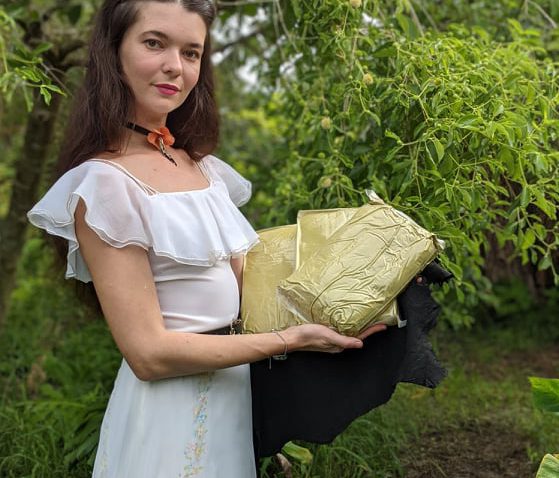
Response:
[201,318,242,335]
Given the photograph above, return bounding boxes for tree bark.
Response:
[0,90,62,327]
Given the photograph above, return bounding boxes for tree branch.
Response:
[527,0,558,29]
[213,25,267,54]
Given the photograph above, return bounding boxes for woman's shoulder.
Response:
[28,158,151,235]
[46,157,151,199]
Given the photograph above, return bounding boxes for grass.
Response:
[0,316,119,477]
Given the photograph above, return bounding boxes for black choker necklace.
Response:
[125,122,177,166]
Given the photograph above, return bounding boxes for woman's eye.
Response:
[144,39,162,49]
[183,50,201,60]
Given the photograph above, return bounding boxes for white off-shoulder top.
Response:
[27,155,260,332]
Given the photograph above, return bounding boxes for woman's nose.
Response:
[162,49,182,75]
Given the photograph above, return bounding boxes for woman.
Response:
[27,1,386,476]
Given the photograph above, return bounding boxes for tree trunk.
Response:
[0,90,62,327]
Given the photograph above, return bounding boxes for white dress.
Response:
[27,156,260,478]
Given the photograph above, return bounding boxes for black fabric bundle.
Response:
[250,262,452,458]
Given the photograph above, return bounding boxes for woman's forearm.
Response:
[138,329,294,381]
[134,321,373,381]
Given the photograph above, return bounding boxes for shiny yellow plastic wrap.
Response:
[241,225,303,334]
[277,193,443,336]
[296,208,357,268]
[296,208,400,327]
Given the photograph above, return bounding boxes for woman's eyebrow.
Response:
[141,30,203,50]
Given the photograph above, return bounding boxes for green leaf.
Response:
[431,138,444,161]
[521,229,535,250]
[456,115,479,128]
[281,441,313,464]
[19,67,41,83]
[291,0,302,19]
[498,147,514,172]
[519,187,531,208]
[539,254,553,271]
[536,454,559,478]
[532,154,549,174]
[508,18,523,33]
[372,43,396,58]
[444,261,463,282]
[533,190,557,220]
[40,86,52,105]
[368,111,381,126]
[385,130,402,144]
[65,4,82,24]
[396,14,420,40]
[32,42,53,56]
[529,377,559,415]
[352,144,370,156]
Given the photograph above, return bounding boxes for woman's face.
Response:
[119,2,207,125]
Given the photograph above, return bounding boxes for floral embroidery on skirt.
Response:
[182,372,214,477]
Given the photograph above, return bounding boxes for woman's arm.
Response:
[75,199,384,381]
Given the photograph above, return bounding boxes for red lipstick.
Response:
[154,83,180,96]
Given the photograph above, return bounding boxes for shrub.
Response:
[261,3,559,325]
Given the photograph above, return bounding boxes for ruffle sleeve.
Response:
[27,159,259,283]
[203,155,252,207]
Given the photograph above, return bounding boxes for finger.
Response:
[333,335,363,350]
[357,323,387,340]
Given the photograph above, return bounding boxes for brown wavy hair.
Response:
[56,0,218,176]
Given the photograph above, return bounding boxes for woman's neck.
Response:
[131,112,168,132]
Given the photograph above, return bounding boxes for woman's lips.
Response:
[155,85,179,96]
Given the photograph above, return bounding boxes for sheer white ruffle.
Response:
[27,156,259,282]
[203,155,252,207]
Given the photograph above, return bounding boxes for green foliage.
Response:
[281,441,313,465]
[0,237,119,476]
[530,375,559,478]
[0,6,63,109]
[473,280,559,342]
[0,390,106,477]
[397,0,559,46]
[217,102,289,228]
[530,377,559,415]
[256,2,559,325]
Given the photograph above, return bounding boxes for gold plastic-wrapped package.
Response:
[277,193,443,337]
[296,208,400,328]
[241,225,302,334]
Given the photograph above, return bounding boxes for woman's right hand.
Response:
[281,323,387,354]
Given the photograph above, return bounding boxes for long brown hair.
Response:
[56,0,218,177]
